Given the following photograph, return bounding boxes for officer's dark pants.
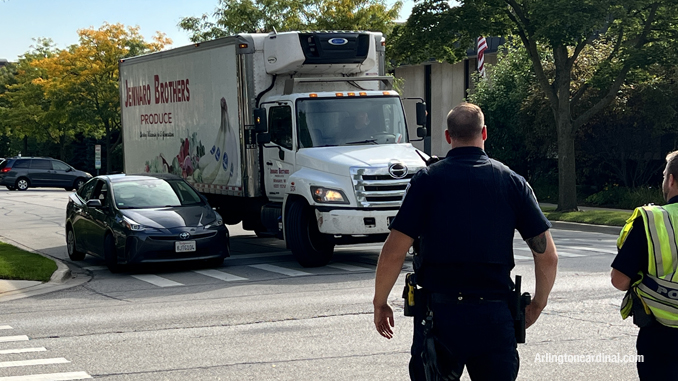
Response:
[637,321,678,380]
[409,298,518,381]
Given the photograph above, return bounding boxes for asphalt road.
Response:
[0,188,640,380]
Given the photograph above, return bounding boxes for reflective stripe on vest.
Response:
[618,204,678,327]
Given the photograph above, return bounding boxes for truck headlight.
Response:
[311,186,349,204]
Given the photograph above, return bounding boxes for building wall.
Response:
[395,54,497,157]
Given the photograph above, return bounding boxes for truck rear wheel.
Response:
[286,199,334,267]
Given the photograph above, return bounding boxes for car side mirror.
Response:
[66,167,72,172]
[257,133,271,145]
[417,127,428,138]
[86,199,103,208]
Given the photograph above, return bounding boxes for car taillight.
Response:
[0,167,10,173]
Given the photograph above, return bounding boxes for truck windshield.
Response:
[296,97,409,148]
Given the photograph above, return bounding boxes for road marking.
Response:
[335,244,383,251]
[194,270,248,282]
[130,275,183,287]
[0,358,69,368]
[0,348,46,355]
[0,336,28,343]
[558,251,585,258]
[565,245,618,255]
[0,326,11,330]
[514,255,532,260]
[0,372,92,380]
[327,263,371,272]
[82,266,107,271]
[249,264,312,277]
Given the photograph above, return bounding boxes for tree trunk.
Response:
[556,118,578,211]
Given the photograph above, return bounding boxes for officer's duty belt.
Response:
[428,292,508,304]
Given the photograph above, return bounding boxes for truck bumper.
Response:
[315,208,397,235]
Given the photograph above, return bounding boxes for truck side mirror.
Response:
[416,127,427,138]
[416,102,427,127]
[254,108,268,133]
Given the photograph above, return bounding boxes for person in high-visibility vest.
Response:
[611,150,678,380]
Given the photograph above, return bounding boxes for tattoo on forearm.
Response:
[526,232,547,254]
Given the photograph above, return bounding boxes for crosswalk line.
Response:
[0,371,92,380]
[0,348,46,355]
[558,251,585,258]
[514,255,532,260]
[0,336,28,343]
[0,358,69,368]
[249,264,312,277]
[327,263,371,272]
[0,326,11,330]
[565,245,618,255]
[130,275,183,287]
[194,270,248,282]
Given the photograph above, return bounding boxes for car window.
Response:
[0,160,6,170]
[52,160,71,171]
[31,159,52,170]
[169,180,204,205]
[78,178,97,200]
[112,178,202,209]
[91,181,109,206]
[13,159,30,169]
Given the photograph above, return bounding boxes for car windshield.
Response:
[112,178,204,209]
[296,96,409,148]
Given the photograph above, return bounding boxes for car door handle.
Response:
[266,161,273,166]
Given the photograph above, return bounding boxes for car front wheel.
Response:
[66,227,86,261]
[105,234,122,273]
[15,178,29,191]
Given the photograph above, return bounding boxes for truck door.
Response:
[262,104,295,203]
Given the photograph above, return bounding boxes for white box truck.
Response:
[120,31,428,267]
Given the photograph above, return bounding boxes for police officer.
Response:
[373,102,559,380]
[611,150,678,380]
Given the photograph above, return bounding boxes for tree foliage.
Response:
[179,0,402,42]
[8,24,171,172]
[392,0,678,210]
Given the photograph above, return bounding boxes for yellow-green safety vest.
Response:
[618,204,678,327]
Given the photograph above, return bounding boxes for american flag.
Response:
[477,37,488,78]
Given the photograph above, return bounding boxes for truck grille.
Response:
[351,166,422,207]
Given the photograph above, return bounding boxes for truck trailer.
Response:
[119,31,427,267]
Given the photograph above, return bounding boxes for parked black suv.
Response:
[0,157,92,191]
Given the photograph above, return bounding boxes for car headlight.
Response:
[205,211,224,229]
[122,216,145,231]
[311,186,349,204]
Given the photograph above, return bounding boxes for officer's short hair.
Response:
[446,103,484,141]
[666,151,678,179]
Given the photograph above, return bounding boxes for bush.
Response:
[584,186,664,209]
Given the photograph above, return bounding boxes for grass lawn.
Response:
[0,242,57,282]
[541,207,631,227]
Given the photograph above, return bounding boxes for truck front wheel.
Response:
[286,200,334,267]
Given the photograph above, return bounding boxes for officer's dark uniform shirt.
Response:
[390,147,551,296]
[612,196,678,281]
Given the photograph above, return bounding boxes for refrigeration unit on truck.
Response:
[119,31,428,267]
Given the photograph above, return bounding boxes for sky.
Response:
[0,0,413,62]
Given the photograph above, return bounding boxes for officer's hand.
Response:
[374,303,395,339]
[525,302,544,328]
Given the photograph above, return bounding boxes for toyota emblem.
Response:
[388,163,408,179]
[179,232,191,240]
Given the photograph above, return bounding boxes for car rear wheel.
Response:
[15,177,29,191]
[66,227,86,261]
[72,178,86,191]
[105,234,122,273]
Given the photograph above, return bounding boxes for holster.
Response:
[629,289,655,328]
[510,275,531,344]
[403,273,419,317]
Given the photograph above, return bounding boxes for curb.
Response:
[0,236,72,284]
[549,220,621,236]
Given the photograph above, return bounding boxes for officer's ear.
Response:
[445,129,451,144]
[481,126,487,141]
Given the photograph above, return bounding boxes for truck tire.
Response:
[286,199,334,267]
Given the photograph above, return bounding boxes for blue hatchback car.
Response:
[65,173,230,272]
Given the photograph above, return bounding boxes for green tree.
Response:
[30,23,170,173]
[392,0,678,211]
[179,0,402,42]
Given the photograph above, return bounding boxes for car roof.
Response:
[101,173,183,183]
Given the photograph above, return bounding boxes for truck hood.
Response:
[296,144,428,176]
